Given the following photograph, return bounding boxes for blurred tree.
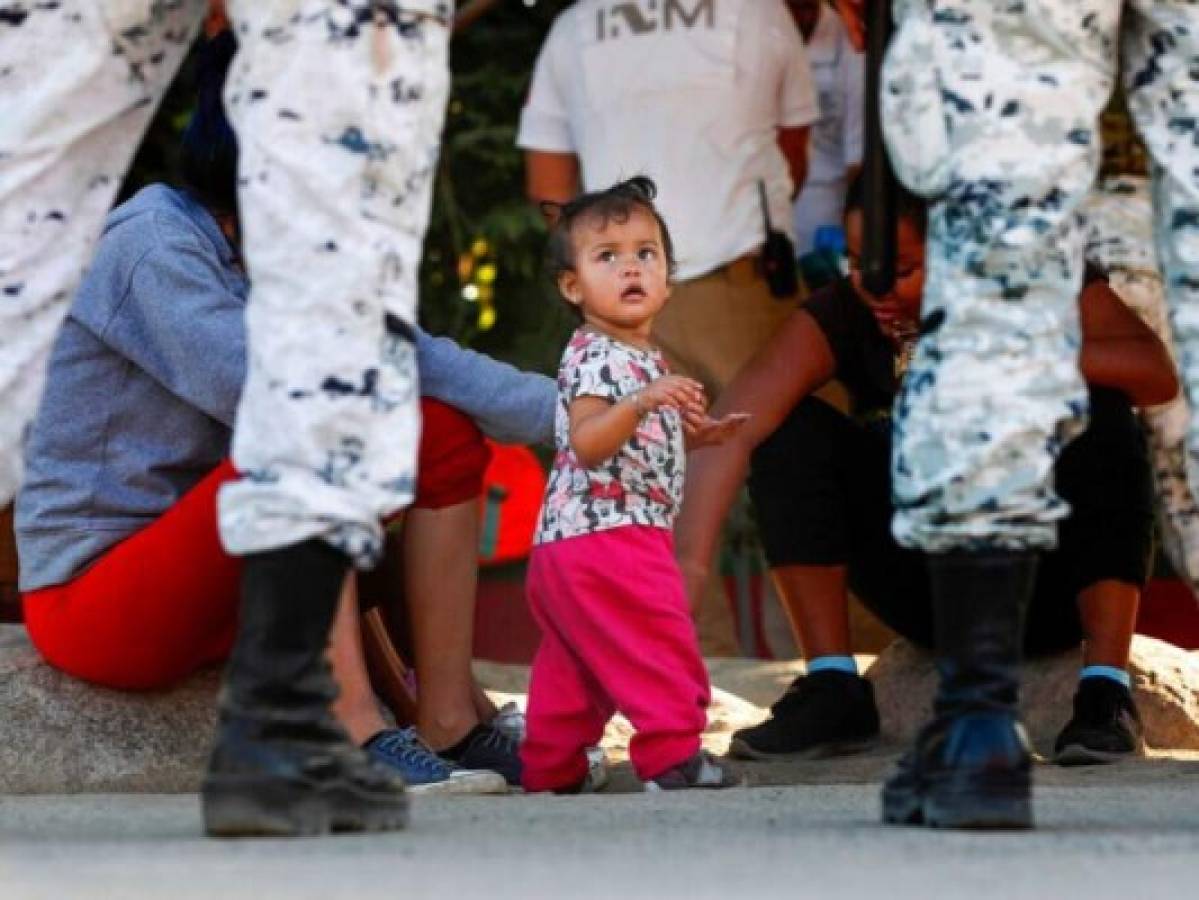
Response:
[423,0,575,375]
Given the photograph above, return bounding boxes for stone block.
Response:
[0,626,219,794]
[866,635,1199,753]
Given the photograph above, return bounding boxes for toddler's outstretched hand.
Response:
[683,411,752,450]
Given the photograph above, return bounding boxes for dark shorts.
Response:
[747,388,1155,656]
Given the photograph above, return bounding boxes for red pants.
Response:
[520,527,710,791]
[23,399,490,690]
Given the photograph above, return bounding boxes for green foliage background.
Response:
[123,1,574,375]
[422,0,575,375]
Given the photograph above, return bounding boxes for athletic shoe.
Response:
[644,751,740,791]
[1053,677,1144,766]
[491,703,607,786]
[555,748,612,795]
[365,728,508,795]
[491,701,526,744]
[729,670,880,760]
[440,723,523,786]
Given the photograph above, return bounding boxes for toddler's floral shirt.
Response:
[534,328,685,544]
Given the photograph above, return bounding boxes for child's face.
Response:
[558,207,671,341]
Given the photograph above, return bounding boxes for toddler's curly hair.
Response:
[544,177,678,319]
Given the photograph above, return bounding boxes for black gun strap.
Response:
[758,178,773,240]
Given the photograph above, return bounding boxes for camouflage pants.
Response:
[882,0,1199,552]
[0,1,451,567]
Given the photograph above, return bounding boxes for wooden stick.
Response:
[360,607,420,727]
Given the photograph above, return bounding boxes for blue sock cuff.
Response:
[807,655,858,676]
[1080,665,1131,688]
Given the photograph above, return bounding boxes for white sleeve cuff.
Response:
[515,108,576,153]
[780,105,820,129]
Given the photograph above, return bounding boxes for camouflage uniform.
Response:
[1084,175,1199,596]
[0,1,451,567]
[0,1,204,508]
[881,0,1199,553]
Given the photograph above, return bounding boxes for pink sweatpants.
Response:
[521,526,711,791]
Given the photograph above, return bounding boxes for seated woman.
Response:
[14,33,554,792]
[675,179,1177,766]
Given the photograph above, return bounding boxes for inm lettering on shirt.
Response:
[596,0,716,41]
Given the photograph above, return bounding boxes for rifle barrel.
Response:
[861,0,897,296]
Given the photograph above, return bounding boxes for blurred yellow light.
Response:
[471,238,490,258]
[476,263,498,284]
[478,307,497,330]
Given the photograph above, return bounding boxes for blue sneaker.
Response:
[364,728,508,795]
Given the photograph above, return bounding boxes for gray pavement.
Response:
[2,776,1198,899]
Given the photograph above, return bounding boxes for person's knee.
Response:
[749,398,852,565]
[749,398,841,505]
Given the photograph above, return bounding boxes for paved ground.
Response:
[3,763,1198,900]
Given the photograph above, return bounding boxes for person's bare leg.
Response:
[1052,579,1143,766]
[1078,580,1139,669]
[403,499,483,751]
[472,681,498,722]
[770,564,853,660]
[327,574,390,745]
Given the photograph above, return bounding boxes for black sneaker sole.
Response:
[728,735,878,762]
[202,774,409,838]
[1053,743,1136,767]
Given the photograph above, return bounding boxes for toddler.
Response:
[521,177,748,793]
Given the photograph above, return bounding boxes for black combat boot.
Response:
[882,552,1037,829]
[202,540,408,837]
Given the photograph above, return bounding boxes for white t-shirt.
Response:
[518,0,818,282]
[803,3,864,187]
